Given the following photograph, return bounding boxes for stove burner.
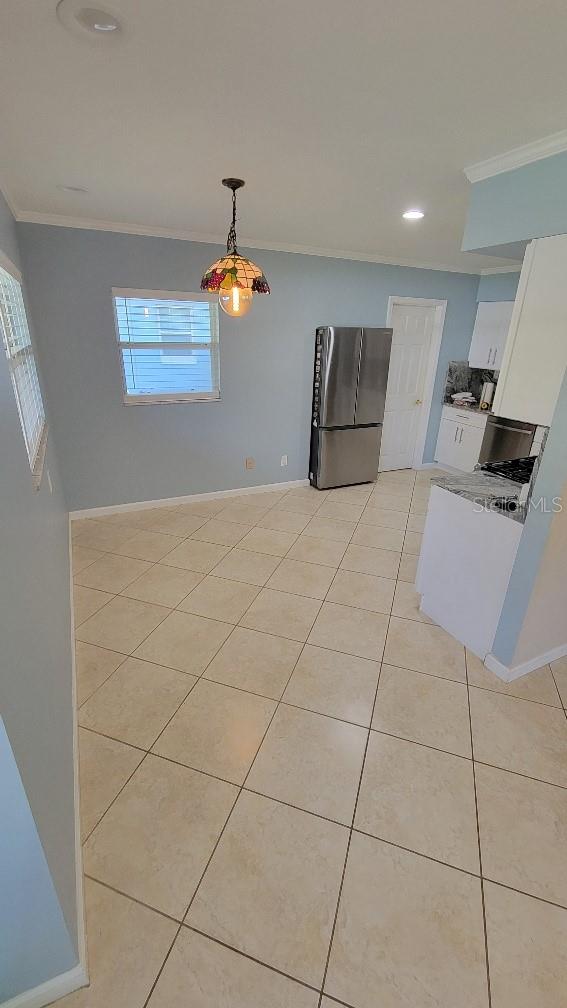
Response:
[480,456,536,485]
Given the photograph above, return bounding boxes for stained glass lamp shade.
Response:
[201,179,270,317]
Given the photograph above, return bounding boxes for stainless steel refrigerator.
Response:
[309,326,392,489]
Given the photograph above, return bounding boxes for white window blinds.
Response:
[113,289,220,403]
[0,263,47,484]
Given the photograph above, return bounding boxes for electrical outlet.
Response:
[280,454,288,467]
[245,457,256,470]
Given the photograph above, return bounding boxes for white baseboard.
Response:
[69,478,310,520]
[485,642,567,682]
[2,964,88,1008]
[413,463,456,473]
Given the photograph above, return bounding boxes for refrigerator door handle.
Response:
[354,328,393,426]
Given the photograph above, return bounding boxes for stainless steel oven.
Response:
[478,414,536,465]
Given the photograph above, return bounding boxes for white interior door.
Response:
[379,302,436,471]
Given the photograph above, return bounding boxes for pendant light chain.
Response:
[226,187,239,255]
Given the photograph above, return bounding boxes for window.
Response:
[0,262,47,485]
[113,289,220,403]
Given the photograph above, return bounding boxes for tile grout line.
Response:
[77,651,132,709]
[89,720,567,914]
[77,648,194,711]
[78,473,567,1002]
[549,664,567,723]
[132,553,295,1008]
[157,627,315,994]
[143,485,370,1000]
[78,475,468,995]
[464,647,493,1008]
[81,748,150,846]
[81,743,567,984]
[133,593,316,998]
[83,874,182,925]
[82,697,567,793]
[182,922,322,996]
[315,470,418,1005]
[77,583,193,843]
[72,473,441,1000]
[78,589,215,842]
[145,578,269,758]
[141,922,184,1008]
[75,493,416,607]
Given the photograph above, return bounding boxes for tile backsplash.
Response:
[444,361,497,407]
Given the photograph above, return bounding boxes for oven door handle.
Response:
[487,422,534,435]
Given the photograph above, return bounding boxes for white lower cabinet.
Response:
[434,407,487,472]
[416,485,522,658]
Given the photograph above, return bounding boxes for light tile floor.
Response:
[66,469,567,1008]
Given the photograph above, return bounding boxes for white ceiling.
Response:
[1,0,567,272]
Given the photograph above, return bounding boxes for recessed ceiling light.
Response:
[56,1,122,38]
[58,184,89,193]
[402,209,425,220]
[77,8,121,32]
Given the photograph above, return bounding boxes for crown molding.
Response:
[15,209,494,274]
[479,265,522,275]
[464,129,567,183]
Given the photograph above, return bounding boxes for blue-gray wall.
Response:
[0,720,76,1001]
[463,150,567,255]
[18,223,480,509]
[476,272,519,302]
[0,195,79,997]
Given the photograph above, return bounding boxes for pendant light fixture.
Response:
[201,179,270,318]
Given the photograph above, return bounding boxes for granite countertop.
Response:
[432,471,526,523]
[442,401,484,413]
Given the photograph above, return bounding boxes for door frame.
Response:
[385,295,447,468]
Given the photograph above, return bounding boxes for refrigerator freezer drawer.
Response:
[313,426,382,489]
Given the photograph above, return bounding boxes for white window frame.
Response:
[0,252,48,488]
[112,287,221,405]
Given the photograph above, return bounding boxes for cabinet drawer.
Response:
[442,405,488,429]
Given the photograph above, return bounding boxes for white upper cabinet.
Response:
[468,300,514,369]
[492,235,567,426]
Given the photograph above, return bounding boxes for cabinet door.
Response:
[469,301,514,369]
[456,423,485,472]
[435,418,461,468]
[493,236,567,426]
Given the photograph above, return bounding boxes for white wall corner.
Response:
[464,129,567,183]
[1,964,88,1008]
[484,642,567,682]
[0,179,20,220]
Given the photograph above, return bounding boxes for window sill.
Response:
[122,394,222,406]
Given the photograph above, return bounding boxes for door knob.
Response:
[415,399,422,405]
